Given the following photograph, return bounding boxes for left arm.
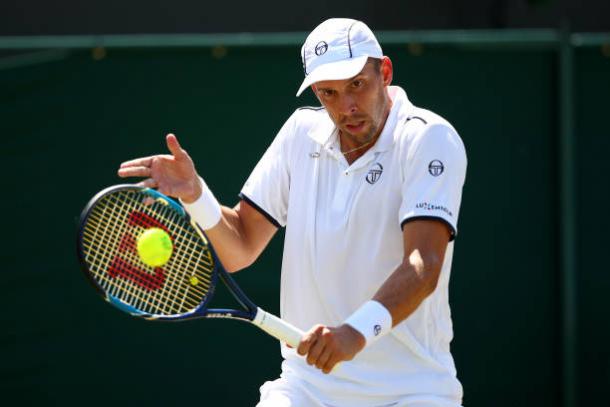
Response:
[373,218,450,326]
[297,219,451,373]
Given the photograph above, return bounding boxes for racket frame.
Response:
[77,185,257,322]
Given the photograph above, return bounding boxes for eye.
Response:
[352,79,363,88]
[321,89,335,97]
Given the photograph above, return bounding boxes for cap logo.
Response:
[314,41,328,56]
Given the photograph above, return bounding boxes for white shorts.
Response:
[256,375,461,407]
[256,375,325,407]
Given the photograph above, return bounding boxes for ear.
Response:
[381,56,393,86]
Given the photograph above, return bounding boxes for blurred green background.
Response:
[1,31,609,406]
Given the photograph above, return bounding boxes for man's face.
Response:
[313,58,392,145]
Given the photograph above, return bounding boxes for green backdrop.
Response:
[574,46,610,406]
[1,34,608,406]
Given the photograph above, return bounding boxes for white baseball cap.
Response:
[296,18,383,97]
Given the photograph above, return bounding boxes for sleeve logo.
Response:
[428,160,444,176]
[416,202,453,217]
[373,324,382,336]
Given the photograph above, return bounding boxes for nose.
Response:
[338,93,357,116]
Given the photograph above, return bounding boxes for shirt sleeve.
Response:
[239,113,296,228]
[399,123,467,240]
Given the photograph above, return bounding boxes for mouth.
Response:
[344,121,365,133]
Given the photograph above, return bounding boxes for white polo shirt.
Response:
[240,86,467,406]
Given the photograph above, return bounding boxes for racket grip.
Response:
[252,307,304,348]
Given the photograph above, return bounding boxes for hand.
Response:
[297,324,366,374]
[118,134,202,203]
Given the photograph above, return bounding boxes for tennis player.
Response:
[119,18,467,407]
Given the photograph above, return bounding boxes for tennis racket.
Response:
[76,185,303,347]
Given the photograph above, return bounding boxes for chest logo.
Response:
[428,160,444,176]
[366,163,384,185]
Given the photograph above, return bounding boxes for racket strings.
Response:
[81,189,214,315]
[84,191,211,314]
[97,193,187,312]
[84,197,196,314]
[109,191,212,312]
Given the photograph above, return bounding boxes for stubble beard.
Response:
[339,114,380,145]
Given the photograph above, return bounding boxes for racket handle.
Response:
[252,307,304,348]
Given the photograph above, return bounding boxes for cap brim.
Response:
[296,55,369,97]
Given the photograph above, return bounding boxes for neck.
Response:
[340,131,378,164]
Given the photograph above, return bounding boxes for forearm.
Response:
[372,255,441,326]
[205,204,273,273]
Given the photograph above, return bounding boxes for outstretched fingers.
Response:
[119,156,154,169]
[117,166,151,178]
[166,133,187,159]
[116,134,197,200]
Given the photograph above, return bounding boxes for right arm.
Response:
[204,201,277,272]
[118,133,278,272]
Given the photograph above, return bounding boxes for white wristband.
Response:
[181,177,222,230]
[344,300,393,346]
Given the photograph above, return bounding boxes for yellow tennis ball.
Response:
[137,228,173,267]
